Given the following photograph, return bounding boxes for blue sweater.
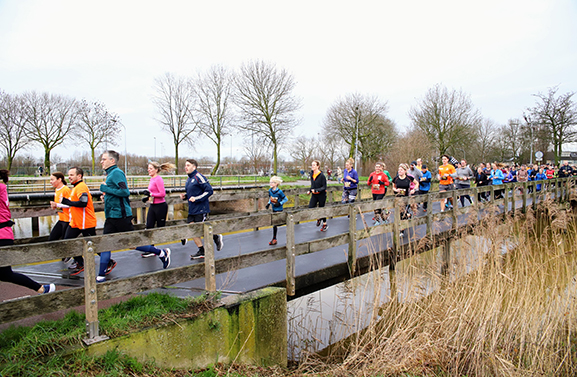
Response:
[419,170,432,192]
[185,170,213,215]
[268,187,288,212]
[343,168,359,190]
[490,169,505,185]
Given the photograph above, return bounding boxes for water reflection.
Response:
[287,235,494,360]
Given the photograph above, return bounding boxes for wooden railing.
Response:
[0,178,574,343]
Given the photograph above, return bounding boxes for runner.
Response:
[341,158,358,204]
[392,163,418,237]
[266,176,288,245]
[367,162,389,225]
[0,169,55,294]
[48,172,71,255]
[438,155,456,211]
[307,160,328,232]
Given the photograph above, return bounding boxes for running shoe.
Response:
[400,230,405,237]
[191,250,205,260]
[181,238,188,246]
[105,259,117,275]
[141,252,156,258]
[41,283,56,294]
[160,248,171,269]
[96,276,106,283]
[320,222,328,232]
[269,239,277,245]
[374,220,381,226]
[69,263,84,276]
[316,219,321,227]
[215,234,224,251]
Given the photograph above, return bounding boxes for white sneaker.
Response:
[96,276,106,282]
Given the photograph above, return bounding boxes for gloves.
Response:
[142,190,151,203]
[266,203,271,210]
[378,180,385,185]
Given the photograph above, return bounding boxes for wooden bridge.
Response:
[1,178,574,343]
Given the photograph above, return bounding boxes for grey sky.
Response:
[1,0,576,163]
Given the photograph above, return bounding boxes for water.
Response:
[287,235,497,360]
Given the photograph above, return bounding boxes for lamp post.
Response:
[354,106,360,175]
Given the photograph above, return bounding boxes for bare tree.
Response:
[319,132,348,170]
[498,118,528,164]
[233,60,301,175]
[528,86,577,164]
[386,127,436,173]
[153,73,198,174]
[243,138,270,174]
[409,84,481,157]
[75,99,120,173]
[23,91,77,172]
[471,118,498,163]
[0,92,31,170]
[323,93,395,167]
[193,65,234,175]
[289,135,316,172]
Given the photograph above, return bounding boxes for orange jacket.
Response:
[67,180,96,229]
[54,185,71,222]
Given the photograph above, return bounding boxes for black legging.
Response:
[145,202,168,229]
[49,220,69,241]
[309,191,327,223]
[0,239,42,291]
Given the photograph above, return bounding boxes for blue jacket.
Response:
[100,165,132,219]
[185,170,213,215]
[419,170,432,192]
[490,169,505,185]
[268,187,288,212]
[343,168,359,190]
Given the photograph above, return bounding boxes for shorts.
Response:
[187,213,208,223]
[439,184,454,192]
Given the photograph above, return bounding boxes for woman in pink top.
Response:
[0,169,55,294]
[136,162,175,268]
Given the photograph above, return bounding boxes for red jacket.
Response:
[367,171,389,195]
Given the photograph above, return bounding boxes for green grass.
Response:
[0,292,220,376]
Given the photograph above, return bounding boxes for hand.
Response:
[189,197,196,202]
[180,193,186,200]
[306,190,311,195]
[266,203,271,209]
[141,196,150,203]
[50,201,57,209]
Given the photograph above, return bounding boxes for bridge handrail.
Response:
[0,177,573,341]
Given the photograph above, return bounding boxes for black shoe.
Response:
[160,248,171,269]
[215,234,224,251]
[181,239,188,246]
[191,251,205,260]
[105,259,117,275]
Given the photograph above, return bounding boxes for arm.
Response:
[61,193,88,208]
[100,171,130,197]
[279,190,288,206]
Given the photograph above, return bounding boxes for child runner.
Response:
[266,176,288,245]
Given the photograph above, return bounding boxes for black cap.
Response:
[421,164,427,169]
[411,161,417,166]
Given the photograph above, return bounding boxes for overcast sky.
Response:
[1,0,576,164]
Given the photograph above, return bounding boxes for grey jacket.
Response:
[451,166,474,188]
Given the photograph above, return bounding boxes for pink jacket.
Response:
[148,175,166,204]
[0,183,14,240]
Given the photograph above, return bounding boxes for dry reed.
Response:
[295,199,577,376]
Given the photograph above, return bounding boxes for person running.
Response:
[418,164,432,211]
[438,155,456,211]
[341,158,358,204]
[475,165,490,202]
[266,176,288,245]
[97,150,133,282]
[451,159,474,207]
[0,169,55,294]
[535,167,547,191]
[367,162,390,225]
[307,160,328,232]
[392,163,418,237]
[489,162,505,199]
[53,167,97,276]
[181,159,224,259]
[48,172,71,263]
[135,161,174,269]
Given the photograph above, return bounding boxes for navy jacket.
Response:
[184,170,213,215]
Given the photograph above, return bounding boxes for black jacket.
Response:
[309,170,327,193]
[475,171,489,186]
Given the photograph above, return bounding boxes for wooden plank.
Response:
[356,222,394,239]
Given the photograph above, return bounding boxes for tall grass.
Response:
[297,200,577,376]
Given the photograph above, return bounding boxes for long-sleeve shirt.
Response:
[451,166,474,188]
[148,175,166,204]
[342,168,358,190]
[0,183,14,240]
[489,169,505,185]
[367,171,389,194]
[185,170,213,215]
[268,187,288,212]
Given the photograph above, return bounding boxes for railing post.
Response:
[204,223,216,292]
[391,198,401,271]
[522,182,528,213]
[452,189,458,230]
[426,192,433,237]
[294,193,299,208]
[553,178,559,202]
[348,204,357,277]
[532,181,537,209]
[511,182,516,215]
[490,185,495,202]
[441,238,451,275]
[83,240,108,345]
[286,214,296,296]
[504,183,510,217]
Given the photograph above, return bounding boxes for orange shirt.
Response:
[54,185,71,222]
[439,164,456,185]
[69,181,97,229]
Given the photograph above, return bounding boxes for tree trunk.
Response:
[91,147,96,176]
[273,143,278,175]
[44,149,51,174]
[174,144,179,175]
[212,141,221,175]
